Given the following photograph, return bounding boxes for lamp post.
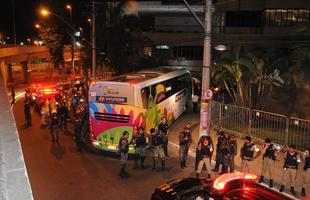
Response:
[39,8,93,77]
[66,4,75,75]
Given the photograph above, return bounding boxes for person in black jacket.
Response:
[59,102,69,132]
[196,136,213,178]
[179,124,192,169]
[49,111,60,144]
[213,130,226,172]
[158,116,169,157]
[24,100,32,127]
[74,109,83,152]
[134,127,147,169]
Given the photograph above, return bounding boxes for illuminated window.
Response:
[264,9,310,26]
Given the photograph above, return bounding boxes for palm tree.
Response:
[213,46,284,109]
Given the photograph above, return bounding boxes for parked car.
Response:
[151,173,295,200]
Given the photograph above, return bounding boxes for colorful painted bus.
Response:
[88,67,192,153]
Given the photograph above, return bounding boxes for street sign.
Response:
[204,89,213,100]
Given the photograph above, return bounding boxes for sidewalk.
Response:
[168,111,309,199]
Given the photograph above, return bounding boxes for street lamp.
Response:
[35,24,41,29]
[27,38,31,45]
[40,9,50,16]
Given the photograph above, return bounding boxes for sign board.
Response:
[96,96,127,104]
[204,89,213,100]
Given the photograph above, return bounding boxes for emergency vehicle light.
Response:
[213,173,257,190]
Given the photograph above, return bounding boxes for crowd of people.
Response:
[21,83,309,197]
[117,122,309,197]
[23,82,88,152]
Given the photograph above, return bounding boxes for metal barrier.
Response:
[211,100,221,128]
[250,110,287,146]
[220,104,250,135]
[288,117,310,151]
[214,101,310,151]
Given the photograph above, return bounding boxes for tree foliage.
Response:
[96,1,155,74]
[212,46,285,109]
[38,24,65,69]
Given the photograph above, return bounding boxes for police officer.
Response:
[179,124,192,169]
[158,117,169,157]
[134,127,147,169]
[240,136,260,173]
[24,100,32,127]
[279,144,301,195]
[196,136,213,179]
[118,131,130,178]
[59,102,69,132]
[213,130,226,172]
[227,134,237,173]
[49,110,60,144]
[301,149,310,196]
[149,128,165,170]
[74,109,83,152]
[259,138,279,188]
[220,136,230,174]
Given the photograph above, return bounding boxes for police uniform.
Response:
[49,112,60,143]
[196,138,213,178]
[302,150,310,196]
[227,136,237,173]
[149,131,165,170]
[214,132,226,172]
[158,121,169,157]
[259,142,277,187]
[280,147,300,195]
[240,142,256,172]
[134,133,147,169]
[118,136,129,177]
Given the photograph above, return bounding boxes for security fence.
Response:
[211,101,310,151]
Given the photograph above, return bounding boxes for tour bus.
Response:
[88,66,192,153]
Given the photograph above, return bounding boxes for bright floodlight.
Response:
[215,44,227,51]
[41,9,50,16]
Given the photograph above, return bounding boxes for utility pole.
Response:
[91,0,96,79]
[183,0,212,137]
[199,0,212,137]
[12,0,16,45]
[69,5,75,75]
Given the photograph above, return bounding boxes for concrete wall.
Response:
[0,68,33,200]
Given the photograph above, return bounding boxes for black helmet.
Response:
[265,138,271,143]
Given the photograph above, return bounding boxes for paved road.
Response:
[13,99,198,200]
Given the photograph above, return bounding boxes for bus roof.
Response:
[98,66,189,86]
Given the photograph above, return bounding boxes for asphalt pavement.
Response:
[13,98,309,200]
[13,98,199,200]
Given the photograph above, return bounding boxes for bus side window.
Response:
[140,87,150,109]
[155,83,166,104]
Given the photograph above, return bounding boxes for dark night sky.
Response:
[0,0,88,44]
